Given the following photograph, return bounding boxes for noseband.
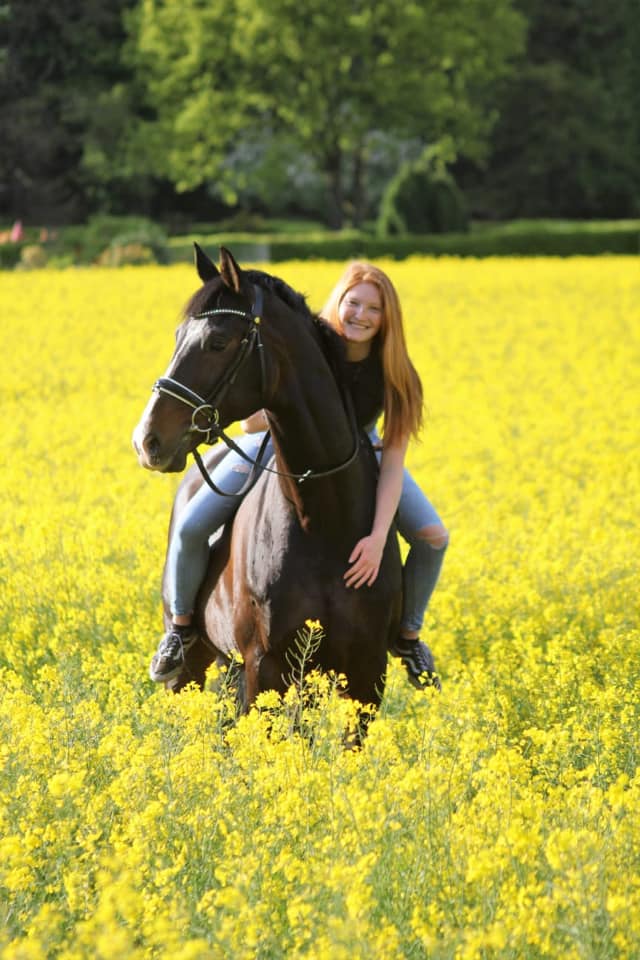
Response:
[151,282,361,495]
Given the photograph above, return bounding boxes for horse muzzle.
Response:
[132,420,191,473]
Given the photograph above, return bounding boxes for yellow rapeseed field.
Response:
[0,256,638,959]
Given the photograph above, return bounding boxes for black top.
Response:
[345,347,384,432]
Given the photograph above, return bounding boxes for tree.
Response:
[0,0,136,222]
[122,0,526,227]
[456,0,640,218]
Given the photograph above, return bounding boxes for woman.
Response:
[150,263,448,689]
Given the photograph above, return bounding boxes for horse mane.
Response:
[310,315,348,385]
[245,270,312,319]
[183,267,348,398]
[248,272,353,419]
[251,272,350,401]
[182,268,312,323]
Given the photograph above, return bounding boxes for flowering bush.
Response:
[0,257,638,958]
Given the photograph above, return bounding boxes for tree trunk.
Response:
[324,144,344,229]
[350,142,367,228]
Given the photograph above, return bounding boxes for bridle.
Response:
[151,283,361,497]
[154,286,266,446]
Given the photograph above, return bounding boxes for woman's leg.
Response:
[392,469,448,687]
[368,430,448,642]
[167,473,239,620]
[393,468,448,635]
[151,432,272,681]
[368,437,446,687]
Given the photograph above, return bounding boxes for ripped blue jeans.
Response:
[167,430,447,634]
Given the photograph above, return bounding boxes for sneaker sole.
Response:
[407,672,442,692]
[389,646,441,691]
[149,659,186,683]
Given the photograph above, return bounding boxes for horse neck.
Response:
[267,356,369,537]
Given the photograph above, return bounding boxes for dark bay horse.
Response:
[133,246,401,712]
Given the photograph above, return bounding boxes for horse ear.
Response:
[194,243,220,283]
[219,247,249,294]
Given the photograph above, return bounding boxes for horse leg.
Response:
[237,647,286,709]
[332,670,380,748]
[347,654,386,703]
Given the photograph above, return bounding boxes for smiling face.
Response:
[338,282,383,360]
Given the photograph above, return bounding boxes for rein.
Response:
[152,283,361,497]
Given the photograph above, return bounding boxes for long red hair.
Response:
[322,262,423,445]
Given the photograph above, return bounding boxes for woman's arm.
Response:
[240,409,268,433]
[344,433,409,588]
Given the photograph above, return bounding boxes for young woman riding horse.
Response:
[134,248,447,704]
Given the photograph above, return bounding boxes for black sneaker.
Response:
[149,626,198,683]
[390,637,442,691]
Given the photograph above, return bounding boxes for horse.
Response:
[132,245,402,718]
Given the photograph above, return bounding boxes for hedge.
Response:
[2,220,639,270]
[167,222,640,263]
[0,244,24,269]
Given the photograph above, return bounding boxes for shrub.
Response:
[95,242,156,267]
[17,244,48,269]
[0,245,22,269]
[66,215,168,265]
[377,161,469,237]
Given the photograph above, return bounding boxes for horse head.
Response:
[133,246,267,472]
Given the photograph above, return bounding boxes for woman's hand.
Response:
[344,532,386,588]
[343,435,407,589]
[240,409,268,434]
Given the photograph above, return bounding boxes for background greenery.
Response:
[1,0,638,234]
[1,217,638,271]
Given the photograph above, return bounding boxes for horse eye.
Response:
[205,332,227,352]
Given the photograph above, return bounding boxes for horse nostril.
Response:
[143,433,160,459]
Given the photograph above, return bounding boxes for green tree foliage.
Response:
[121,0,526,227]
[0,0,135,221]
[2,0,636,226]
[457,0,640,218]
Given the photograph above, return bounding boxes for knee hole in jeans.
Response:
[415,523,449,550]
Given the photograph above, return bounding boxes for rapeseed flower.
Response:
[0,257,638,958]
